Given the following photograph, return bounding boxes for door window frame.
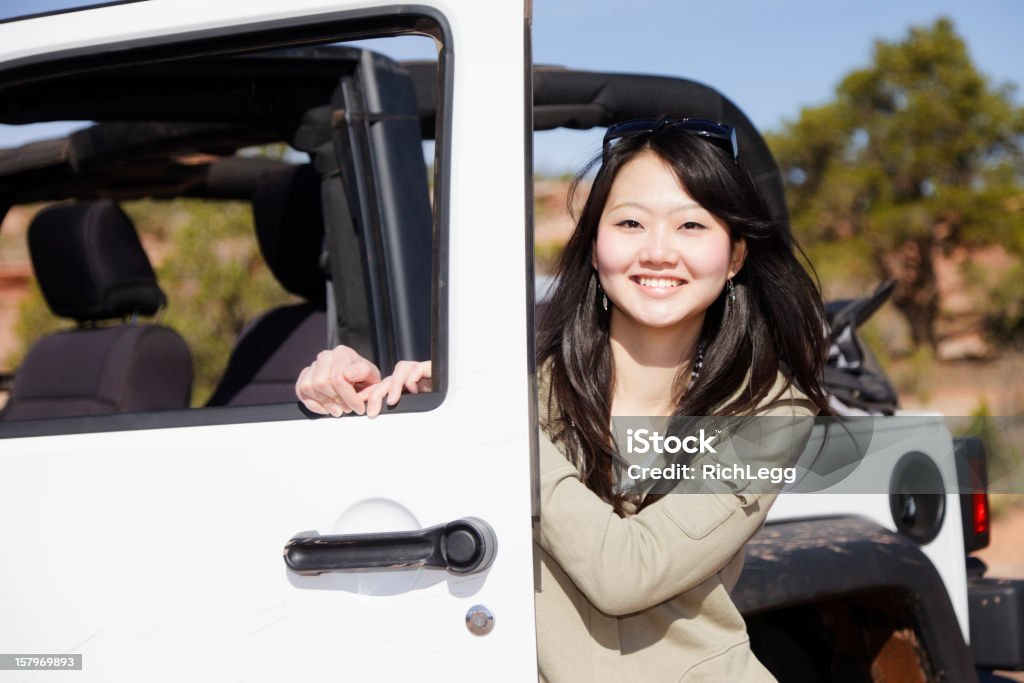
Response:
[0,5,453,438]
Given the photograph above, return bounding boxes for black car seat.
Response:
[204,164,328,407]
[0,200,192,420]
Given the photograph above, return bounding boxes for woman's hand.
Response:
[363,360,432,418]
[295,345,383,416]
[295,346,431,418]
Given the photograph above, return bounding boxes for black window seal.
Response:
[0,392,445,439]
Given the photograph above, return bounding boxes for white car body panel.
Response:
[0,0,539,680]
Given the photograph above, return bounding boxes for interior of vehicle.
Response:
[0,36,440,426]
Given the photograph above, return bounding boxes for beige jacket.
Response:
[534,372,817,682]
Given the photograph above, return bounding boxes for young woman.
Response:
[295,118,831,681]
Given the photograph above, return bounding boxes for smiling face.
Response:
[592,150,746,340]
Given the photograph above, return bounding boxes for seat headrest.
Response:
[252,164,327,303]
[28,200,166,321]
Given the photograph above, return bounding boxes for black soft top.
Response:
[0,47,787,228]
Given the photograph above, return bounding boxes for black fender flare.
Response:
[735,516,976,682]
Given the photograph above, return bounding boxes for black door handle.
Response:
[284,517,497,576]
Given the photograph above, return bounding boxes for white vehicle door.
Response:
[0,1,538,681]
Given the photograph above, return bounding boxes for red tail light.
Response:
[972,491,989,537]
[957,436,990,553]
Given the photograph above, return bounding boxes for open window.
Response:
[0,15,449,433]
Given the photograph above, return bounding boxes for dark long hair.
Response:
[537,126,831,515]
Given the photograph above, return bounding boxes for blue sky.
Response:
[530,0,1024,172]
[0,0,1022,173]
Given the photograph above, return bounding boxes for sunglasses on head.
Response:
[602,118,739,163]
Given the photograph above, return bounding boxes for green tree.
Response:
[142,199,296,405]
[769,18,1024,348]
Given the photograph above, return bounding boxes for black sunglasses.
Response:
[602,118,739,163]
